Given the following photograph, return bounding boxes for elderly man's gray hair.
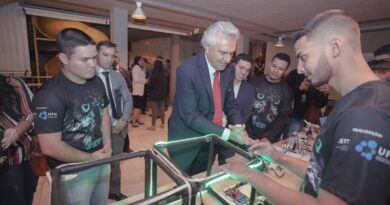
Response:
[201,21,240,47]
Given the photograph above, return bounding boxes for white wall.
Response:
[130,37,201,65]
[130,37,171,62]
[0,2,31,75]
[361,30,390,53]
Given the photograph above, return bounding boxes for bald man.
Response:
[224,9,390,205]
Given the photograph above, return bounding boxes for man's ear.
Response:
[58,53,68,65]
[203,43,210,54]
[329,37,341,58]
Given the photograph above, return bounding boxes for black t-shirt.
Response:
[33,72,109,168]
[246,75,292,140]
[300,81,390,205]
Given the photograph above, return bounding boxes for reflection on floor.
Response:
[33,108,172,205]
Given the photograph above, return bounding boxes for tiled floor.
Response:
[32,108,172,205]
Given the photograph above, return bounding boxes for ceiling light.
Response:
[275,36,284,47]
[131,1,146,20]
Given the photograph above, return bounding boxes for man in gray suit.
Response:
[96,41,132,201]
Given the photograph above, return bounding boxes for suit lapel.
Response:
[220,64,234,106]
[198,52,213,102]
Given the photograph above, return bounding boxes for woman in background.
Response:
[131,56,147,127]
[0,74,38,205]
[147,60,167,130]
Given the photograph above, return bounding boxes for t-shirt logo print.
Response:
[38,111,48,120]
[355,140,377,160]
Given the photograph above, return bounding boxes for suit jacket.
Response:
[167,51,242,171]
[96,66,133,126]
[235,80,255,124]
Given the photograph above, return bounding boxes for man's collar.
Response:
[96,65,111,73]
[205,53,217,76]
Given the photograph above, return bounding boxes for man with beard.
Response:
[245,53,293,143]
[224,9,390,205]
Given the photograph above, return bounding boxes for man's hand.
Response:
[317,84,330,94]
[91,148,112,160]
[114,119,127,131]
[248,138,282,162]
[2,128,19,149]
[299,78,311,91]
[112,126,121,134]
[228,125,253,145]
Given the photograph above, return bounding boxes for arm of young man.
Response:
[248,138,308,178]
[224,162,349,205]
[101,107,112,154]
[38,132,110,162]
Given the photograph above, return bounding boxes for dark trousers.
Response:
[0,161,38,205]
[188,143,211,176]
[150,100,165,126]
[110,131,125,194]
[187,143,230,176]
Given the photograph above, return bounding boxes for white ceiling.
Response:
[13,0,390,41]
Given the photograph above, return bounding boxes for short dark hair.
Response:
[56,28,95,56]
[292,9,350,44]
[374,44,390,57]
[233,53,253,65]
[368,60,390,70]
[272,53,291,68]
[97,40,116,51]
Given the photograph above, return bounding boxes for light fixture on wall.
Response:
[275,36,284,47]
[131,0,146,20]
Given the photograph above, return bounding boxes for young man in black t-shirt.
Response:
[33,28,112,205]
[225,10,390,205]
[246,53,293,143]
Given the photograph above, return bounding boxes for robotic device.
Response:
[50,150,192,205]
[153,134,269,205]
[50,135,271,205]
[282,121,320,157]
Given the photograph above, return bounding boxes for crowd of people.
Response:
[0,8,389,205]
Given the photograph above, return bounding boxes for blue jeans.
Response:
[61,164,110,205]
[0,161,38,205]
[282,118,304,139]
